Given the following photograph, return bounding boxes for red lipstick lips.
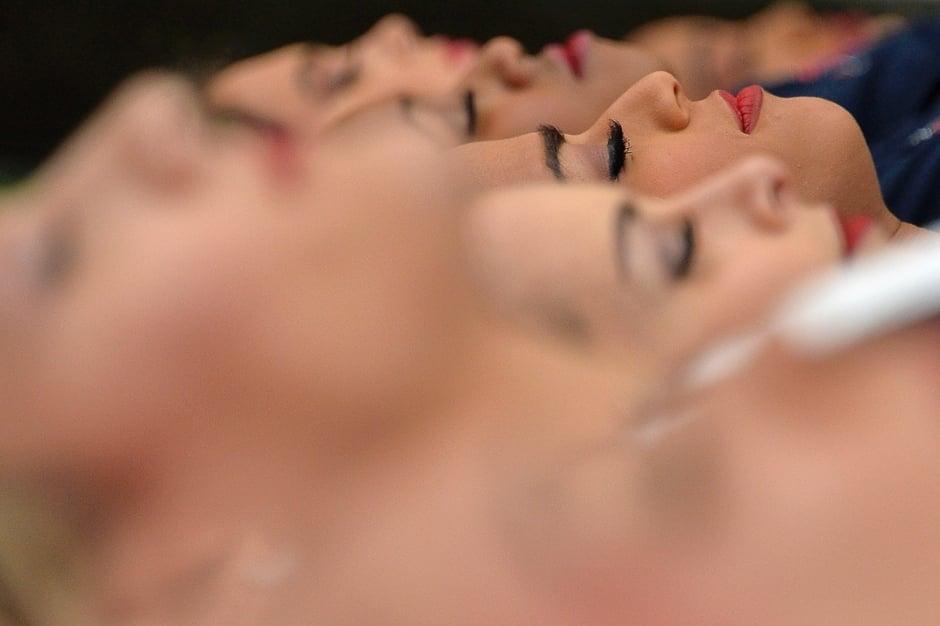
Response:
[719,85,764,134]
[838,215,873,256]
[563,30,591,79]
[546,30,591,79]
[442,37,478,65]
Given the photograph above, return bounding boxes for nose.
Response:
[627,71,691,131]
[47,73,206,192]
[364,13,422,57]
[205,44,298,112]
[671,156,794,231]
[475,36,534,88]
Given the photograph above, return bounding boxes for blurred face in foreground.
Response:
[564,315,940,625]
[2,68,917,626]
[0,70,641,625]
[0,70,508,476]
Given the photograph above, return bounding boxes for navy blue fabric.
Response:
[764,17,940,225]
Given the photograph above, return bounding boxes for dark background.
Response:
[2,0,937,173]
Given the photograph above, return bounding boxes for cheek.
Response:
[626,135,747,197]
[698,380,940,622]
[664,232,837,356]
[26,226,285,453]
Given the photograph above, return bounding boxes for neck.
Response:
[73,436,331,624]
[17,317,631,625]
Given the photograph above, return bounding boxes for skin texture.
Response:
[2,66,925,626]
[206,14,479,138]
[0,71,648,626]
[0,73,477,476]
[206,15,665,140]
[463,33,664,138]
[465,156,852,365]
[612,318,940,625]
[454,71,899,234]
[627,0,906,99]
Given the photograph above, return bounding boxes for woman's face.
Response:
[206,14,480,137]
[455,71,889,226]
[0,72,477,473]
[626,1,906,99]
[206,17,664,141]
[464,31,665,138]
[465,156,852,363]
[489,259,940,624]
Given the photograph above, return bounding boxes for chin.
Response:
[800,98,882,217]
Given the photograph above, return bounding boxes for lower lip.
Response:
[546,29,592,79]
[718,85,763,134]
[838,215,873,256]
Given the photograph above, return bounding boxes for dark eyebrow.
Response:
[613,201,638,281]
[537,124,566,181]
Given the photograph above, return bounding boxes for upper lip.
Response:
[717,86,763,134]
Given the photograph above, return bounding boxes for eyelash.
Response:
[327,44,362,92]
[668,220,696,280]
[614,202,696,282]
[325,65,360,92]
[464,90,477,138]
[607,120,631,182]
[296,46,361,96]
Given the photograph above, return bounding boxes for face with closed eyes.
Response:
[498,313,940,625]
[0,72,662,626]
[206,14,480,137]
[465,156,858,363]
[455,71,896,232]
[0,71,481,475]
[206,17,665,141]
[464,32,665,138]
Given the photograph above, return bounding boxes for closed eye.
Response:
[464,90,477,138]
[607,120,630,182]
[671,220,695,280]
[296,44,361,96]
